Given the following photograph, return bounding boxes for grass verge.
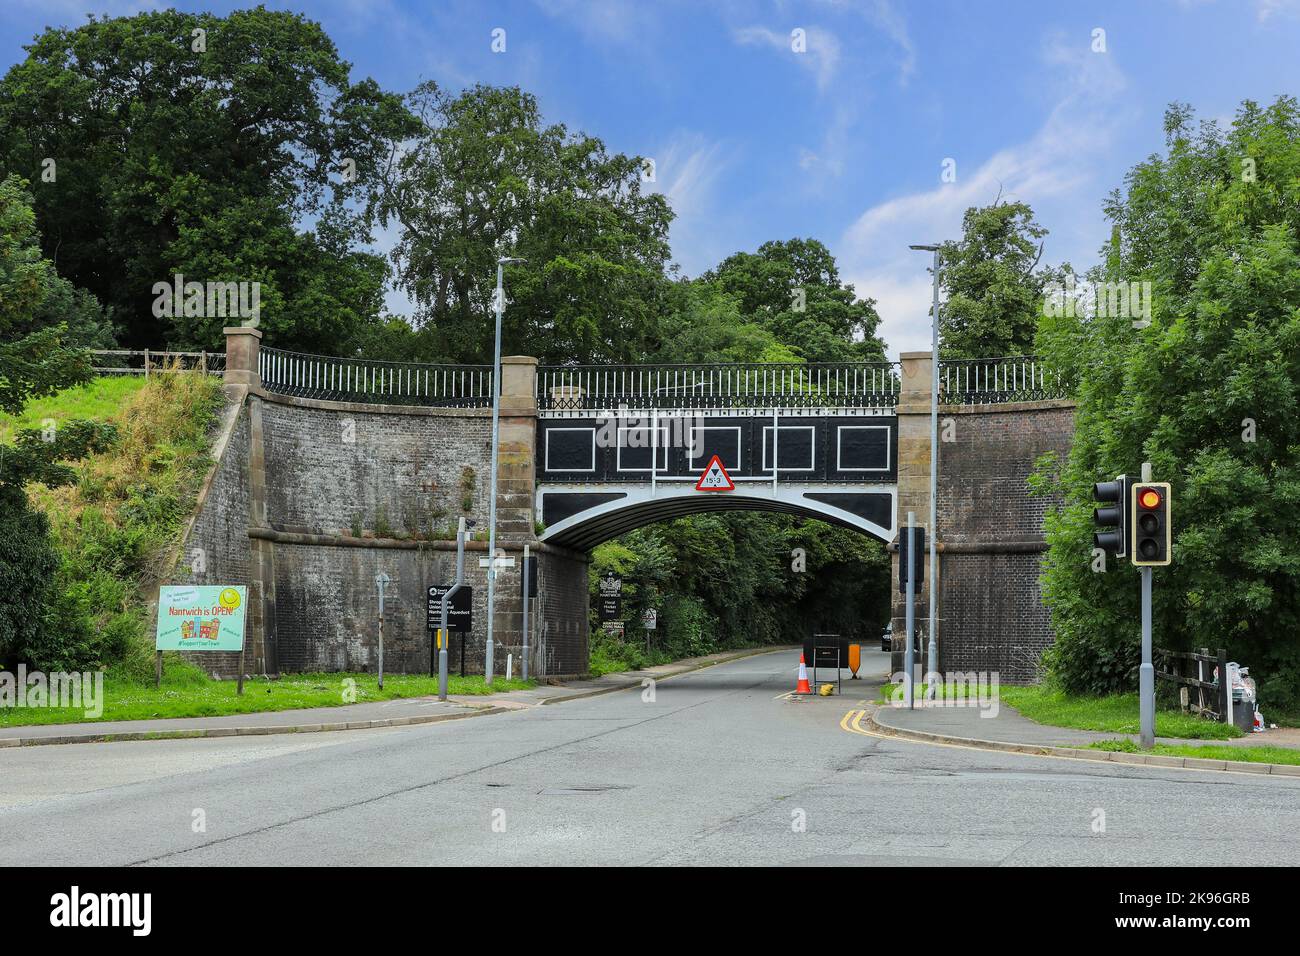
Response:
[997,685,1242,740]
[870,680,1242,740]
[0,657,535,727]
[1089,738,1300,766]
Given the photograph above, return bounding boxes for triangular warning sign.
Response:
[695,454,735,491]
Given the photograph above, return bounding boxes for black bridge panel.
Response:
[537,415,897,483]
[803,492,893,528]
[541,492,626,526]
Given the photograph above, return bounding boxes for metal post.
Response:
[1140,566,1154,748]
[438,518,466,701]
[375,572,389,691]
[522,543,531,680]
[486,263,505,685]
[1138,459,1154,747]
[484,256,524,684]
[905,512,916,710]
[926,249,941,699]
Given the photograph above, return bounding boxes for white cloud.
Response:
[837,31,1132,359]
[1256,0,1300,20]
[734,24,842,91]
[864,0,916,84]
[643,132,735,275]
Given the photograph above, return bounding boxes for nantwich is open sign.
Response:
[156,585,248,651]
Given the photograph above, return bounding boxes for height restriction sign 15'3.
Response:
[695,454,735,491]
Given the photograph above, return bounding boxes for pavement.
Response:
[868,683,1300,773]
[3,647,1300,865]
[0,647,785,747]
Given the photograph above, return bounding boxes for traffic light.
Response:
[898,525,926,593]
[1130,482,1172,566]
[1092,475,1130,559]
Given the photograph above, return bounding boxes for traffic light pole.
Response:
[1140,566,1154,747]
[904,512,916,710]
[1138,461,1155,748]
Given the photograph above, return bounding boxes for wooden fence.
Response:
[1154,646,1231,723]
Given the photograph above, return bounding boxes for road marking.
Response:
[837,707,1299,779]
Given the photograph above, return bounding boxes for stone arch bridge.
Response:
[178,328,1074,683]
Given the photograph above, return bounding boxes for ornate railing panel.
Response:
[259,347,492,407]
[537,362,902,412]
[938,357,1066,405]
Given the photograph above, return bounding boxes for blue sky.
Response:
[5,0,1300,356]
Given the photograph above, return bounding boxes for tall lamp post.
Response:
[909,243,942,700]
[485,255,526,685]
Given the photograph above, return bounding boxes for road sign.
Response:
[598,573,622,621]
[156,585,247,651]
[478,556,515,569]
[426,584,472,633]
[695,454,735,491]
[642,608,658,630]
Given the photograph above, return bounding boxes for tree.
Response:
[0,7,414,351]
[377,83,674,365]
[0,175,115,665]
[702,238,887,363]
[1036,98,1300,711]
[937,200,1049,358]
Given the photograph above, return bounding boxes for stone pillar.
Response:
[491,356,540,670]
[223,326,262,390]
[891,351,939,678]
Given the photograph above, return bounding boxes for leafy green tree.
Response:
[702,238,887,363]
[0,7,414,351]
[1036,99,1300,711]
[377,83,673,365]
[937,200,1049,358]
[0,175,115,666]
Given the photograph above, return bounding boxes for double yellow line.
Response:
[839,708,876,737]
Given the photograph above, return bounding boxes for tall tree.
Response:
[377,83,674,365]
[0,175,114,666]
[1036,98,1300,711]
[937,200,1049,358]
[703,238,887,363]
[0,7,414,351]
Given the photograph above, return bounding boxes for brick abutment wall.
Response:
[175,331,589,679]
[889,351,1075,684]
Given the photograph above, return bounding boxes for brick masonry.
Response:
[934,401,1074,682]
[177,347,590,680]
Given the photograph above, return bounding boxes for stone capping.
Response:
[247,526,587,563]
[249,384,499,418]
[937,397,1076,415]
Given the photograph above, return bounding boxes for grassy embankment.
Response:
[1,373,531,727]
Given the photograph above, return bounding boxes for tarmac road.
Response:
[2,649,1298,866]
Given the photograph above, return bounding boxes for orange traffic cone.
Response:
[795,653,812,695]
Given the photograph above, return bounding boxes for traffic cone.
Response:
[795,653,812,695]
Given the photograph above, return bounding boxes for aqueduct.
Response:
[177,327,1074,683]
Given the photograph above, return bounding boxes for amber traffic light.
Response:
[1130,482,1172,567]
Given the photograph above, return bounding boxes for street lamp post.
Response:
[485,256,526,685]
[910,243,942,700]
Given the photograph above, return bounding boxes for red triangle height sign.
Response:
[695,454,735,491]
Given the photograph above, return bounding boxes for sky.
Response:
[5,0,1300,358]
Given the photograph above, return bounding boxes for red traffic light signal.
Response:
[1130,482,1172,567]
